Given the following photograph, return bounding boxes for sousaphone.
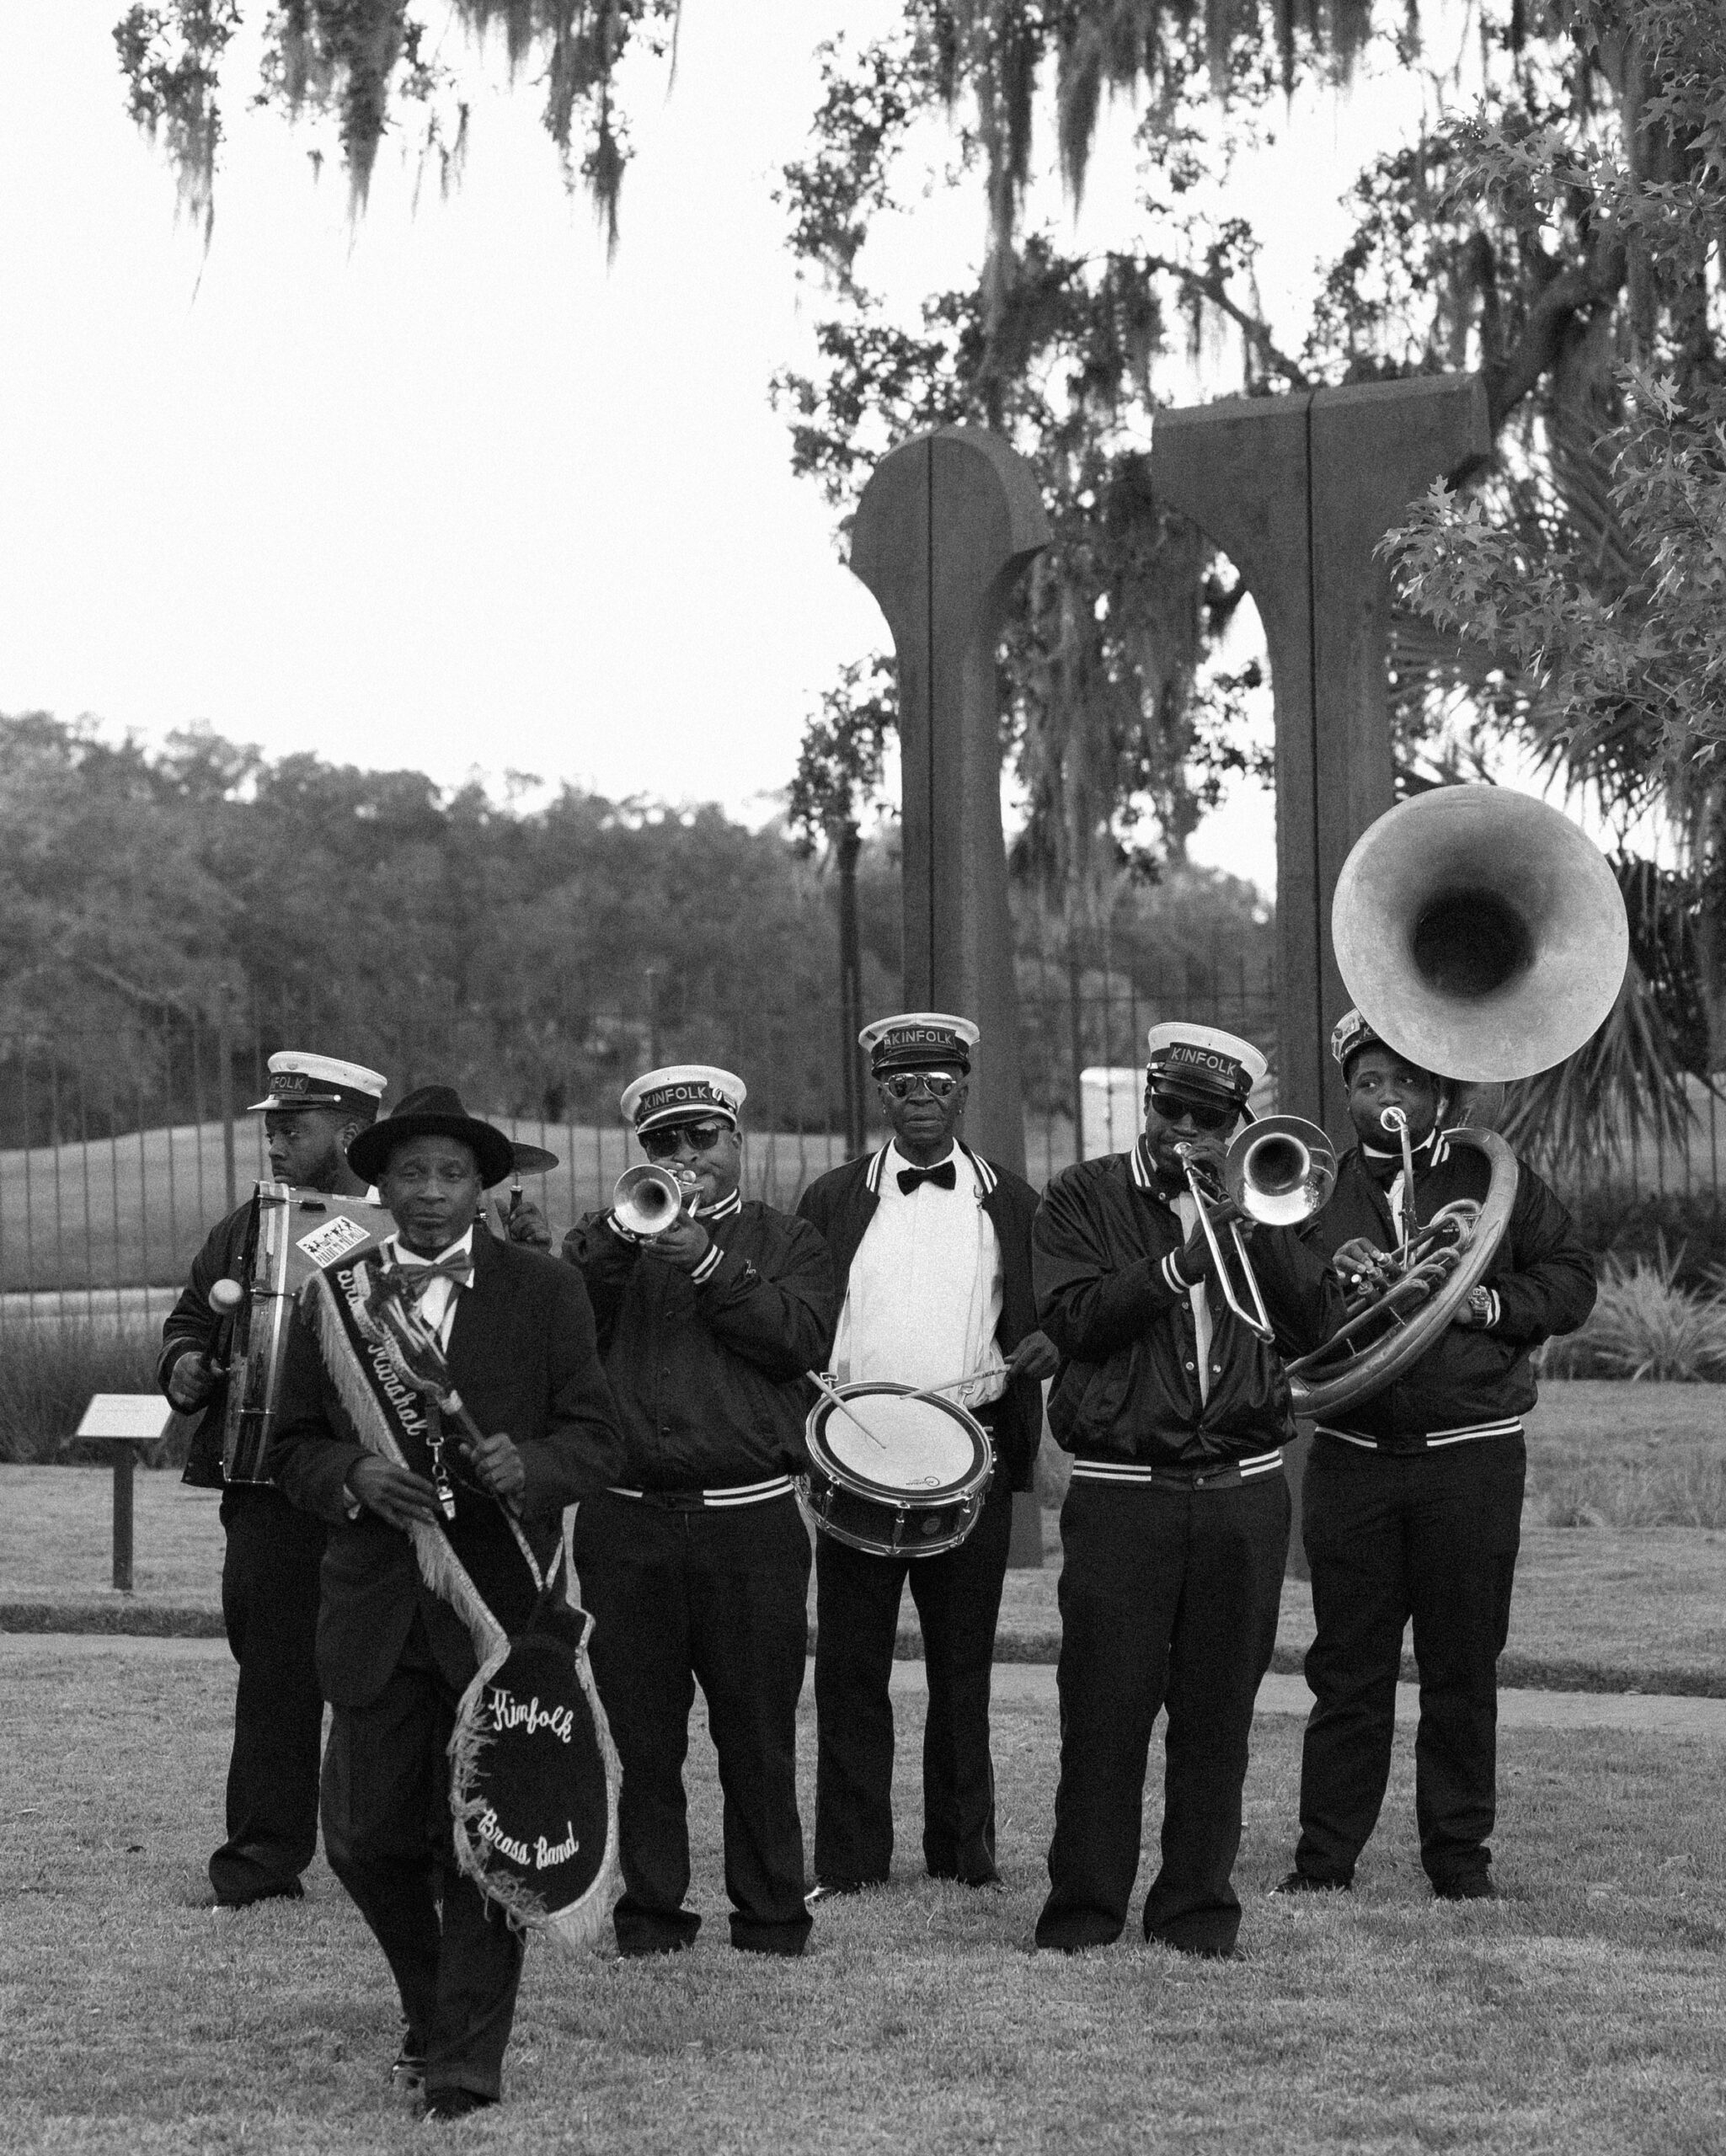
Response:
[1286,785,1628,1419]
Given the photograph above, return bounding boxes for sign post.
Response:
[75,1394,175,1592]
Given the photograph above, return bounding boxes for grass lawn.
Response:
[1,1644,1722,2153]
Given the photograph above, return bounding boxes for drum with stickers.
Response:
[216,1182,395,1483]
[799,1382,994,1559]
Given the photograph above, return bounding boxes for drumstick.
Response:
[804,1369,888,1450]
[906,1364,997,1404]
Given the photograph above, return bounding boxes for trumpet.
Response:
[1175,1115,1338,1343]
[612,1163,697,1240]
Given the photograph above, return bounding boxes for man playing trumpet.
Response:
[564,1065,836,1958]
[1032,1023,1344,1958]
[1274,1012,1594,1902]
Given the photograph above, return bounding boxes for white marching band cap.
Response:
[622,1065,747,1134]
[247,1051,388,1117]
[1145,1022,1266,1104]
[859,1011,981,1073]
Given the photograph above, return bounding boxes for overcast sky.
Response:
[2,5,1451,883]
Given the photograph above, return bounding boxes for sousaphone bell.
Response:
[1286,784,1629,1418]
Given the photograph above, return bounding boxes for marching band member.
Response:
[269,1086,623,2120]
[564,1065,836,1957]
[1032,1023,1344,1958]
[796,1012,1057,1898]
[1274,1013,1594,1901]
[158,1050,387,1910]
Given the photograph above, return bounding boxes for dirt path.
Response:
[6,1630,1725,1739]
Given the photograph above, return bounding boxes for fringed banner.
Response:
[450,1525,623,1953]
[302,1258,621,1949]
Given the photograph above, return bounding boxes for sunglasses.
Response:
[881,1071,962,1102]
[641,1121,730,1159]
[1148,1088,1235,1133]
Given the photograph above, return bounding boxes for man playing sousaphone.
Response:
[268,1085,624,2120]
[1032,1022,1344,1959]
[563,1065,836,1958]
[1274,1012,1595,1903]
[797,1011,1057,1900]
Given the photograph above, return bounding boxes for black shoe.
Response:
[209,1880,305,1911]
[804,1880,864,1907]
[1433,1871,1498,1902]
[423,2088,494,2122]
[391,2041,427,2097]
[1271,1869,1350,1896]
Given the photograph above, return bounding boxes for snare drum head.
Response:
[812,1388,987,1498]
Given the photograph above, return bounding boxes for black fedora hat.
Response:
[347,1084,516,1190]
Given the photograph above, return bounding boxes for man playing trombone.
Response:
[1032,1022,1344,1958]
[1274,1011,1594,1902]
[562,1065,836,1957]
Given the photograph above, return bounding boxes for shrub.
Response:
[1564,1189,1726,1290]
[0,1321,172,1465]
[1538,1242,1726,1382]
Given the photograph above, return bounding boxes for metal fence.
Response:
[0,964,1720,1314]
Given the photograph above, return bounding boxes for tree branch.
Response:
[1141,255,1313,390]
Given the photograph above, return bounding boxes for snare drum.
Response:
[221,1182,395,1482]
[799,1383,993,1559]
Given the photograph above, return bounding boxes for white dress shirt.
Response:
[384,1226,475,1352]
[833,1145,1007,1409]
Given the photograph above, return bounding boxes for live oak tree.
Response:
[113,0,680,243]
[778,1,1723,1166]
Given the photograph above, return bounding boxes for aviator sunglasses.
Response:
[1148,1087,1235,1133]
[640,1120,730,1159]
[881,1071,962,1101]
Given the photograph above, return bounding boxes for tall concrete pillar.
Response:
[849,424,1050,1176]
[1153,376,1491,1138]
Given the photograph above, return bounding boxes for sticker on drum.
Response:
[296,1213,378,1269]
[820,1393,979,1494]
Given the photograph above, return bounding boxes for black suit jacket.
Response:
[269,1228,625,1706]
[795,1141,1045,1491]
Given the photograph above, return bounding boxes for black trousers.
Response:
[571,1489,812,1956]
[321,1613,526,2102]
[813,1472,1013,1887]
[1036,1472,1290,1957]
[210,1485,328,1904]
[1294,1434,1526,1890]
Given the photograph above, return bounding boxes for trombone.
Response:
[1174,1115,1338,1343]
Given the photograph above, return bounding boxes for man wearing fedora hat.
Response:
[269,1084,624,2120]
[563,1064,836,1959]
[1031,1023,1344,1959]
[796,1011,1057,1901]
[158,1050,387,1911]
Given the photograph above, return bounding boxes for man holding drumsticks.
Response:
[563,1065,836,1958]
[159,1049,387,1911]
[797,1012,1056,1901]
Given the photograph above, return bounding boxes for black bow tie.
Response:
[898,1160,958,1197]
[395,1255,473,1296]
